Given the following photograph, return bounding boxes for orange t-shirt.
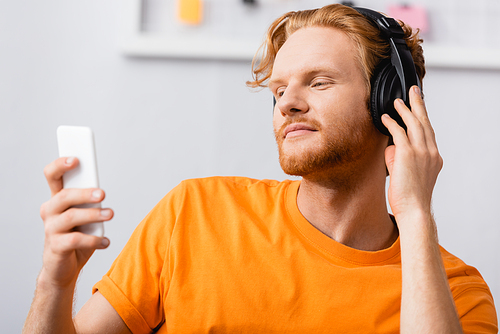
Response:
[93,177,497,333]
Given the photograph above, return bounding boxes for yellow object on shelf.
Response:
[178,0,203,25]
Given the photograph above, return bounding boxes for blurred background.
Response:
[1,0,499,331]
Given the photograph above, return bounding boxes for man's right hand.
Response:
[23,157,132,334]
[38,157,113,289]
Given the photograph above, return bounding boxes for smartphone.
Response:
[57,125,104,237]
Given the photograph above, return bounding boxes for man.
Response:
[24,4,497,333]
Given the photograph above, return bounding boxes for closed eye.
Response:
[312,81,332,88]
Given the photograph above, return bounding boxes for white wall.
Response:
[1,1,498,332]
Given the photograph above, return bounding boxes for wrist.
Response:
[393,206,432,226]
[37,268,78,293]
[394,209,438,242]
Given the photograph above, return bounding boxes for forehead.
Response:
[271,26,361,82]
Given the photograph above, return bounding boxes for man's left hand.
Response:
[382,85,443,222]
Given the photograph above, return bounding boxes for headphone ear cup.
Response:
[370,64,388,136]
[370,61,406,136]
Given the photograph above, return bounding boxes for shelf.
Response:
[422,44,500,70]
[121,33,260,61]
[121,0,500,69]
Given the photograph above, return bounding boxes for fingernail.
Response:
[396,98,404,105]
[92,189,102,199]
[413,86,421,95]
[65,157,75,165]
[101,209,111,217]
[101,238,110,247]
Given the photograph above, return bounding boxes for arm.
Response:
[382,86,463,334]
[23,157,130,334]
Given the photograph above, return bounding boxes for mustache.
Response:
[276,116,322,138]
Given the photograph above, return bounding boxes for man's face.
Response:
[269,26,383,178]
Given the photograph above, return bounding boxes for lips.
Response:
[283,123,318,139]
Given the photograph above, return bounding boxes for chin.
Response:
[278,142,348,177]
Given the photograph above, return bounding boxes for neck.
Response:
[297,162,398,252]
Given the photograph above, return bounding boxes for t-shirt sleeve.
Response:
[450,267,498,334]
[456,285,498,334]
[92,182,185,333]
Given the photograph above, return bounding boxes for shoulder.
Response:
[439,246,490,289]
[143,176,298,223]
[158,176,300,220]
[152,176,298,208]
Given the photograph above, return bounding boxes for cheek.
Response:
[344,93,371,121]
[273,111,283,133]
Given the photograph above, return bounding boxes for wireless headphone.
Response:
[272,6,421,137]
[353,6,421,136]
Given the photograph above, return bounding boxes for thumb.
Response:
[385,145,396,175]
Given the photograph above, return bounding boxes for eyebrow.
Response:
[268,78,281,89]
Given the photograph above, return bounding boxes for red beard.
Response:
[274,114,373,178]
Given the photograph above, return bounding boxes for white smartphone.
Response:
[57,125,104,237]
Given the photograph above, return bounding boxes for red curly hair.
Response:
[246,4,425,93]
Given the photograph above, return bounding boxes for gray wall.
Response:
[1,1,498,332]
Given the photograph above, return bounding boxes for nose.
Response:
[276,86,309,116]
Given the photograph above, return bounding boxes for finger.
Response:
[50,233,110,254]
[408,86,429,122]
[381,113,409,148]
[384,145,396,175]
[41,188,106,217]
[46,207,113,235]
[394,98,427,145]
[409,86,438,147]
[43,157,80,197]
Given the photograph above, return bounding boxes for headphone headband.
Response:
[353,7,420,105]
[353,7,405,39]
